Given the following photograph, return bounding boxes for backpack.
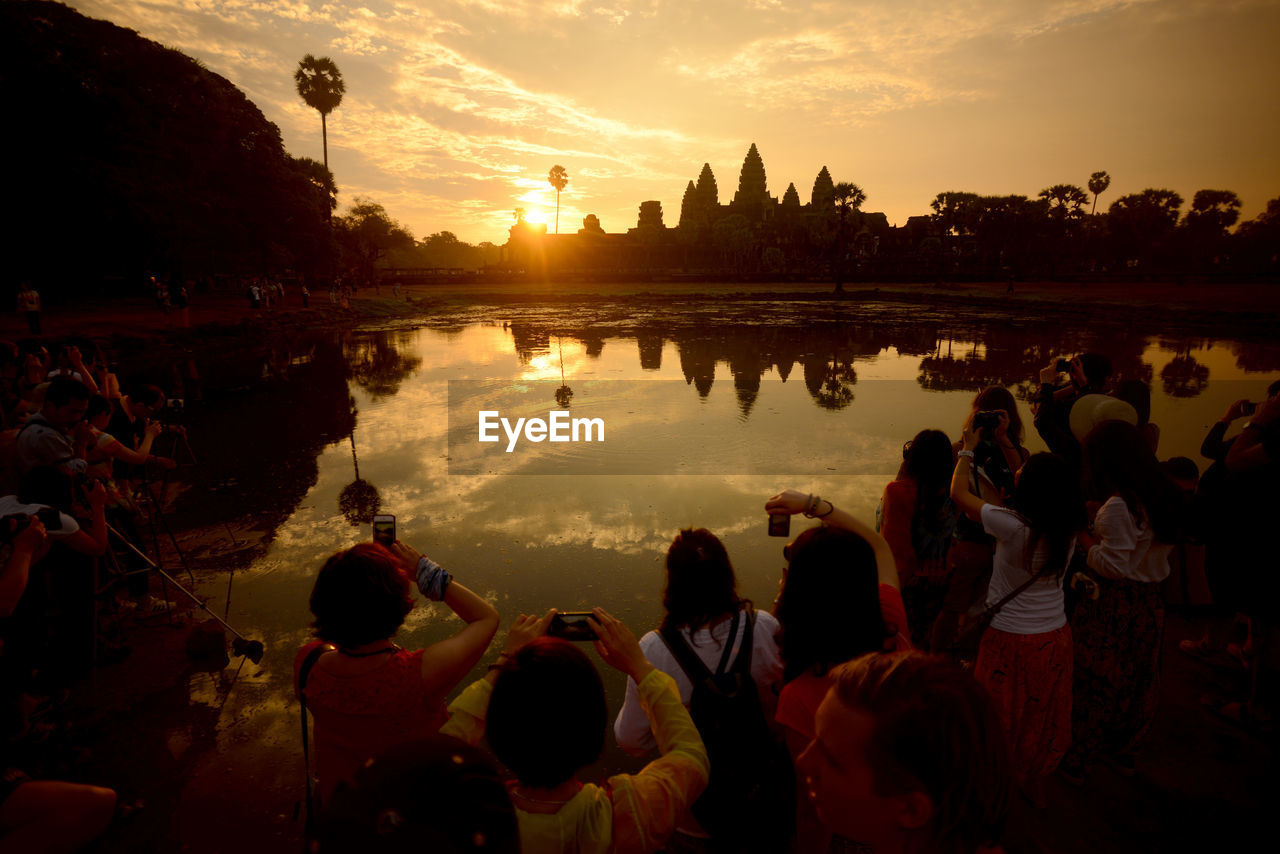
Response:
[660,610,794,853]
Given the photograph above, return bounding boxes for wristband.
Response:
[957,450,975,459]
[415,555,452,601]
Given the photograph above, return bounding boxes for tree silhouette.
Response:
[548,165,568,234]
[831,182,866,292]
[1039,185,1088,221]
[294,54,345,173]
[1088,171,1111,216]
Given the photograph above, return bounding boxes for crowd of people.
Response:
[0,332,1276,852]
[0,336,189,852]
[292,354,1280,853]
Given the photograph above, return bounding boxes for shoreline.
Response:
[5,279,1279,350]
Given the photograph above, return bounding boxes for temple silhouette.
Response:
[500,144,890,279]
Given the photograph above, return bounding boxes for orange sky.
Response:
[70,0,1280,245]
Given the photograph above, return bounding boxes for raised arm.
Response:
[949,419,989,523]
[0,519,47,617]
[386,541,500,697]
[1226,395,1279,472]
[764,490,898,590]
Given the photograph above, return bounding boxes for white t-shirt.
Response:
[981,504,1071,634]
[614,608,783,754]
[1087,495,1172,583]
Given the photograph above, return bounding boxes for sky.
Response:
[68,0,1280,245]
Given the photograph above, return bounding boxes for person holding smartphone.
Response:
[295,539,499,806]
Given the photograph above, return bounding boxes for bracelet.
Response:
[804,496,834,518]
[813,499,835,519]
[957,450,975,459]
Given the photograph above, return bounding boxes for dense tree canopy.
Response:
[3,0,332,288]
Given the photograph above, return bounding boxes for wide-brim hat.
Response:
[1069,393,1138,442]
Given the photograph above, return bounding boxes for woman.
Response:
[950,431,1085,807]
[1062,419,1181,782]
[443,608,709,854]
[879,429,957,647]
[763,490,909,853]
[295,541,500,805]
[932,386,1029,653]
[613,528,784,850]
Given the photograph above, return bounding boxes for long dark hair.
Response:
[661,528,748,635]
[775,526,889,683]
[1007,453,1086,579]
[1082,420,1183,543]
[901,428,954,523]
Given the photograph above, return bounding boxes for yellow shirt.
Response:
[442,669,709,854]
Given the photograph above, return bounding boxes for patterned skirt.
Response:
[1066,575,1164,770]
[974,624,1073,783]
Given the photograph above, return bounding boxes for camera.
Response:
[1055,358,1072,373]
[767,513,791,538]
[548,611,598,641]
[1,507,62,539]
[166,398,185,410]
[973,410,1003,435]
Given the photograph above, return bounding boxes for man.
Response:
[798,652,1010,854]
[14,377,90,479]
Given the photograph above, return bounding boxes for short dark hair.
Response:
[309,544,414,648]
[1077,353,1112,389]
[1112,380,1152,426]
[487,638,606,789]
[86,394,113,421]
[1160,456,1199,485]
[830,652,1011,854]
[316,735,519,854]
[131,384,166,408]
[661,528,746,635]
[776,526,888,682]
[44,376,89,407]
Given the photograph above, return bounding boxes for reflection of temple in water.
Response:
[487,312,1280,419]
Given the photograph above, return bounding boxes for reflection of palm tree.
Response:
[345,332,422,399]
[804,355,857,410]
[555,336,573,407]
[1161,353,1209,398]
[294,54,345,173]
[338,404,380,527]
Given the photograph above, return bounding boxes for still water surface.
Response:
[162,302,1279,836]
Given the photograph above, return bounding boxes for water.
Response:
[149,299,1279,848]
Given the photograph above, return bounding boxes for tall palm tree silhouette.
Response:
[294,55,345,173]
[831,182,866,293]
[1088,171,1111,216]
[548,165,568,234]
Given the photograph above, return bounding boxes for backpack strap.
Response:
[659,610,747,683]
[297,644,329,845]
[726,610,754,677]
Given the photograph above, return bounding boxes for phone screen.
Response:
[767,513,791,537]
[548,612,598,641]
[372,514,395,546]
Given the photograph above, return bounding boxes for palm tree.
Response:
[831,182,866,293]
[1088,171,1111,216]
[548,165,568,234]
[294,55,346,172]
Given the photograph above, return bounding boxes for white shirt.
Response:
[981,504,1071,634]
[614,608,783,754]
[1087,495,1172,583]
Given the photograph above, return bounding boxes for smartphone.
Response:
[1055,358,1072,373]
[372,514,395,546]
[768,513,791,537]
[1242,401,1257,416]
[548,611,598,641]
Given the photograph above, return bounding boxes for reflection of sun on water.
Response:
[523,340,585,382]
